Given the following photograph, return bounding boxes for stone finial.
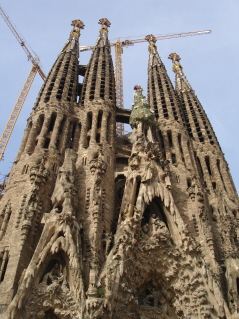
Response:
[98,18,111,34]
[71,19,85,29]
[134,85,143,91]
[145,34,157,53]
[70,19,85,38]
[168,53,182,73]
[169,52,181,62]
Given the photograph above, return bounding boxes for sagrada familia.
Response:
[0,18,238,319]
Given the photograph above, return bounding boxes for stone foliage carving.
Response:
[4,149,84,319]
[20,261,80,319]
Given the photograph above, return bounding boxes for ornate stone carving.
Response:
[89,150,107,186]
[20,261,80,319]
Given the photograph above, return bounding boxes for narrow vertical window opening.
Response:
[171,153,176,164]
[167,130,173,147]
[236,278,239,295]
[134,177,141,206]
[96,134,101,143]
[87,112,92,131]
[22,165,29,174]
[106,113,112,144]
[97,110,103,129]
[205,156,212,176]
[178,134,185,163]
[85,112,93,148]
[43,138,50,149]
[48,113,57,132]
[217,159,226,191]
[82,157,87,166]
[158,130,164,150]
[187,178,192,187]
[195,154,204,179]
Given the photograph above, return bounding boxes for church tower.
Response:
[0,18,85,311]
[0,20,238,319]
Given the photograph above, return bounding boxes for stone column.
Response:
[79,117,88,148]
[100,112,108,143]
[161,131,171,162]
[0,205,11,240]
[16,123,32,159]
[95,52,103,99]
[25,117,42,153]
[172,131,181,164]
[73,123,81,152]
[90,112,98,144]
[198,154,212,192]
[59,118,71,153]
[49,114,63,149]
[38,115,51,148]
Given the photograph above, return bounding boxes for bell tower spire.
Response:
[146,34,184,123]
[35,19,84,107]
[0,20,85,308]
[146,35,197,183]
[169,52,220,147]
[80,18,115,105]
[76,19,117,298]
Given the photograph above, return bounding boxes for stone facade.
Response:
[0,19,238,319]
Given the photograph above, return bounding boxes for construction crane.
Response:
[0,5,46,161]
[80,30,211,136]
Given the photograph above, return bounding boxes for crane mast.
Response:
[114,39,125,136]
[0,5,46,161]
[0,67,38,161]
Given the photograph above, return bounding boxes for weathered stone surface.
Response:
[0,22,238,319]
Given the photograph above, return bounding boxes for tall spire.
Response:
[169,53,220,147]
[146,34,184,123]
[80,18,116,105]
[14,19,85,163]
[34,19,84,107]
[76,19,117,298]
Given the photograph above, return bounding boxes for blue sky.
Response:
[0,0,238,192]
